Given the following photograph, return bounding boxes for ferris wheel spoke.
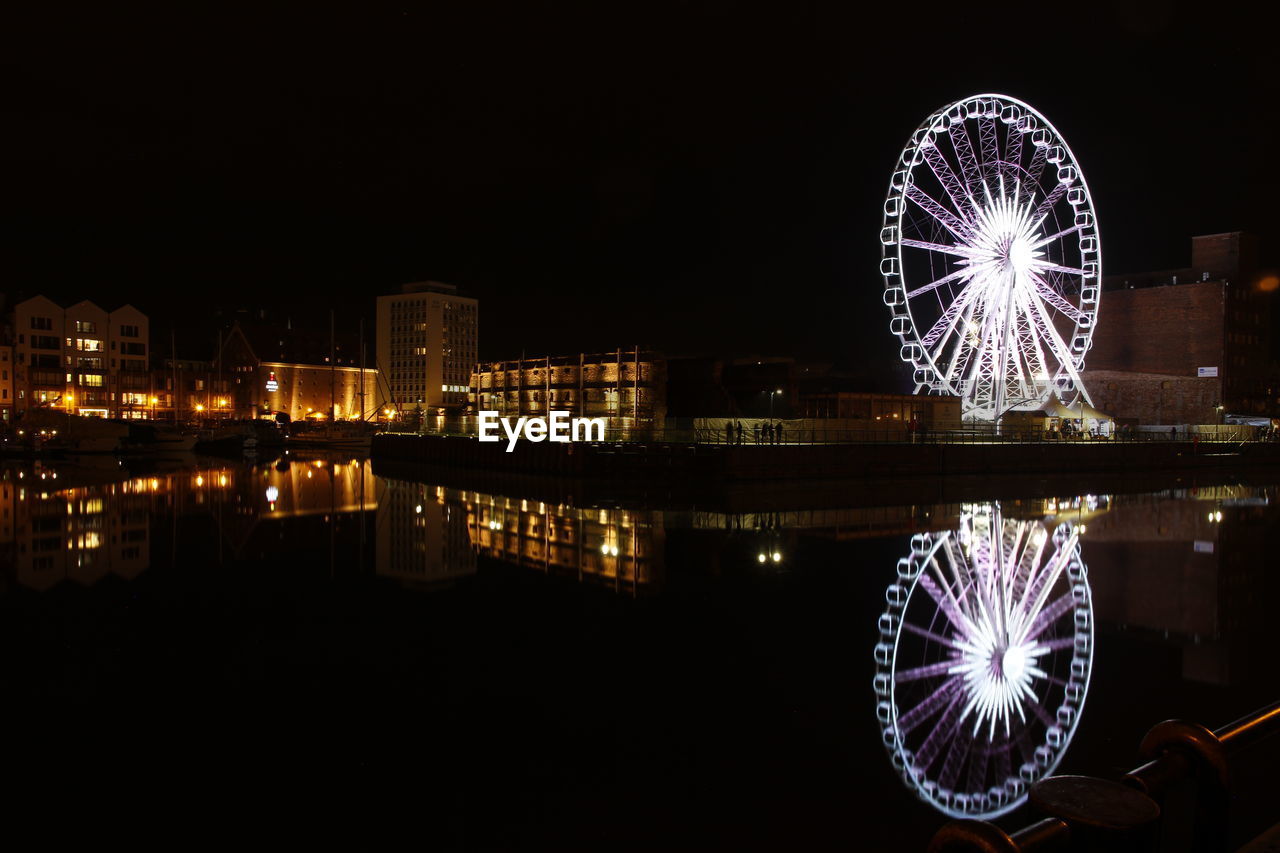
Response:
[1014,727,1036,765]
[949,121,983,197]
[920,141,976,220]
[1016,533,1078,642]
[1027,697,1056,732]
[1032,182,1069,222]
[993,738,1014,788]
[1034,635,1079,653]
[1024,592,1077,642]
[977,115,1000,176]
[901,238,978,259]
[1009,527,1050,627]
[943,302,980,387]
[1012,306,1051,403]
[1031,261,1088,278]
[967,735,992,793]
[906,184,973,242]
[902,619,964,651]
[895,659,962,684]
[913,689,968,773]
[1004,128,1024,180]
[938,719,976,789]
[1031,224,1082,250]
[967,293,1007,406]
[940,539,978,616]
[1025,144,1048,186]
[921,570,980,639]
[922,281,979,349]
[1024,293,1088,393]
[898,674,966,735]
[1026,272,1086,325]
[905,265,976,300]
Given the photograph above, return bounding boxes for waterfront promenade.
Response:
[373,429,1279,485]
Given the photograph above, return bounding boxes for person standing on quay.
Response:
[726,421,734,444]
[776,421,784,444]
[735,421,743,444]
[1170,425,1177,441]
[754,422,762,444]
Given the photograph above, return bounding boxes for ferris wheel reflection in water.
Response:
[874,503,1094,819]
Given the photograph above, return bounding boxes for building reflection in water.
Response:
[874,502,1094,820]
[374,479,663,594]
[0,457,380,590]
[4,462,1275,696]
[375,480,476,588]
[1081,484,1275,685]
[1,468,153,591]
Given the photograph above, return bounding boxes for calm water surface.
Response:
[1,454,1276,848]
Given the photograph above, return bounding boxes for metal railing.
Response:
[381,425,1265,447]
[928,700,1280,852]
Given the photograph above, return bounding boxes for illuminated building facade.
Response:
[376,281,478,413]
[470,348,666,425]
[218,321,381,421]
[799,391,962,428]
[0,343,12,423]
[8,295,150,419]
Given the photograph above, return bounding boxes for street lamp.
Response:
[769,388,783,422]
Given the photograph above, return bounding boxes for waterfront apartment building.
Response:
[470,348,666,425]
[8,296,151,420]
[0,344,12,423]
[376,282,478,413]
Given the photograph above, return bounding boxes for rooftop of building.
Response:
[401,281,457,295]
[1103,231,1256,291]
[226,320,368,368]
[9,293,147,316]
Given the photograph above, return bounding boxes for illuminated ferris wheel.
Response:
[873,504,1093,819]
[880,95,1101,421]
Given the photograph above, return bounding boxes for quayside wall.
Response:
[372,433,1280,482]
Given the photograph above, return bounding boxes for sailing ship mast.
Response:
[329,309,336,421]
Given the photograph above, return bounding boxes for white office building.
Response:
[376,281,478,412]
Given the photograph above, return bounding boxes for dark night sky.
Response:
[5,3,1279,378]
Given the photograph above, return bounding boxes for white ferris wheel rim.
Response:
[873,508,1095,820]
[881,94,1102,419]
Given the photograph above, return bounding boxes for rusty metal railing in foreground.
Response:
[928,700,1280,853]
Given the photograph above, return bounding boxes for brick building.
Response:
[218,321,382,422]
[1082,233,1275,424]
